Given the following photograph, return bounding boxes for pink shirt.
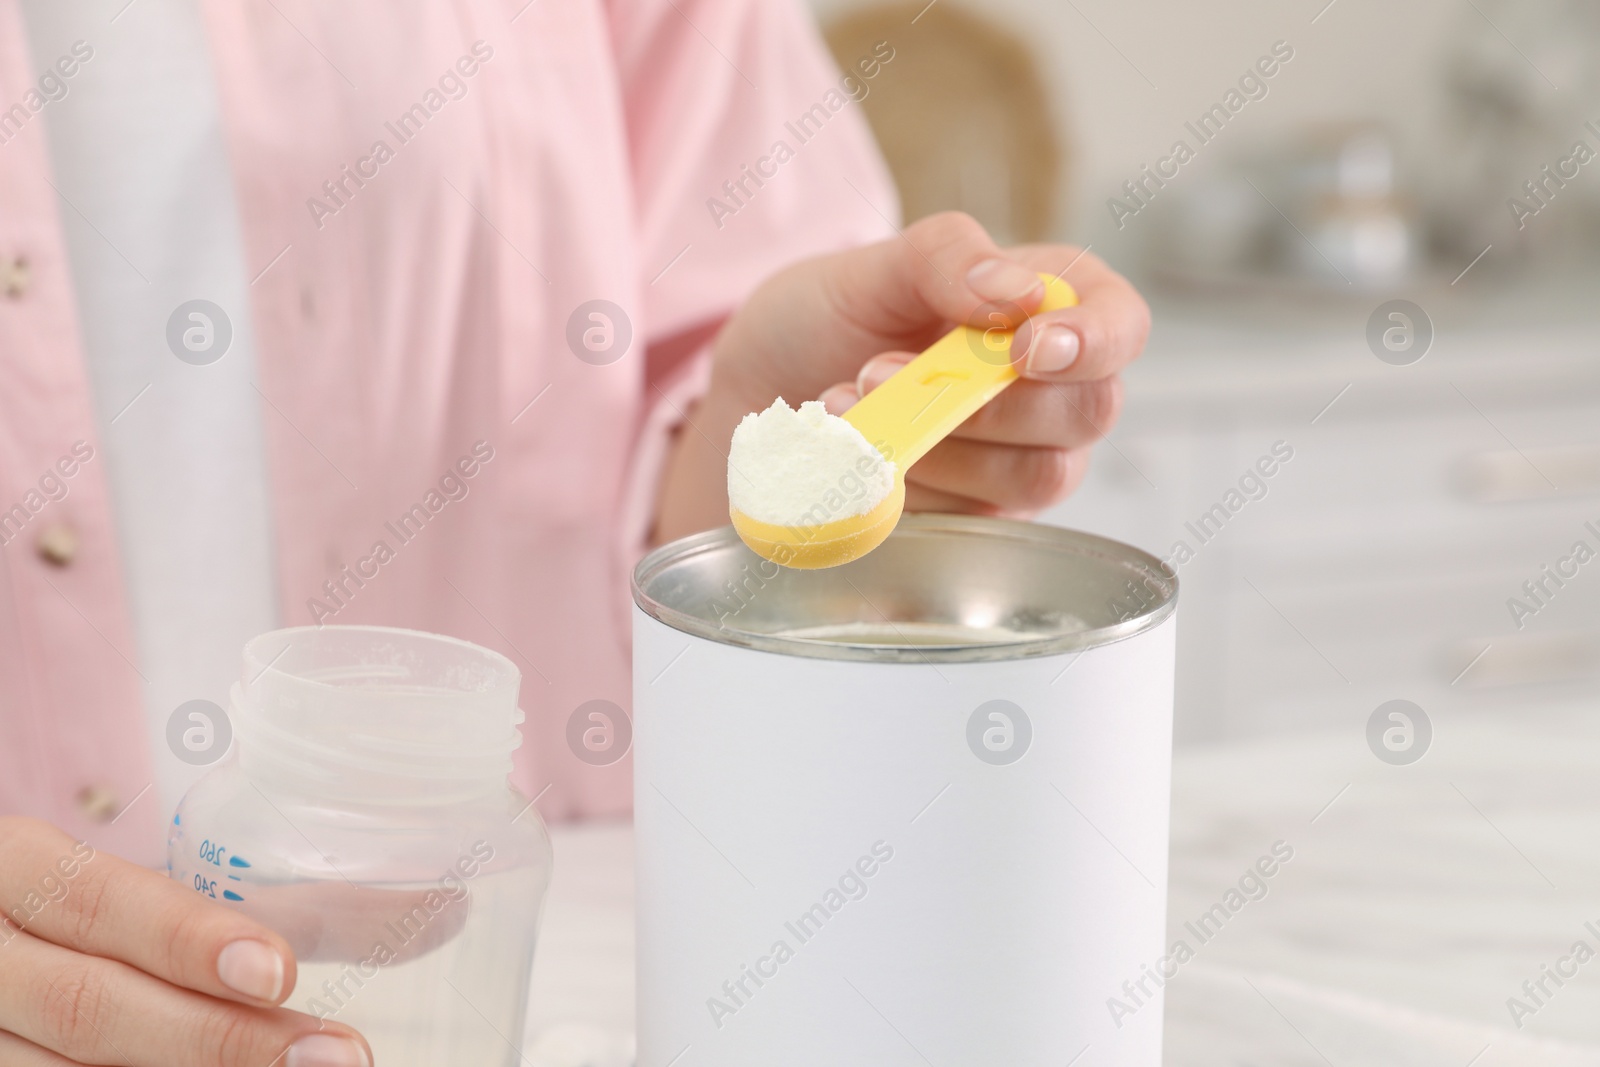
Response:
[0,0,895,864]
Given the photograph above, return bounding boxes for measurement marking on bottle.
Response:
[184,841,252,902]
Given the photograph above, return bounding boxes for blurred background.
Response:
[811,0,1600,747]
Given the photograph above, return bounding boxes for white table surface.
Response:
[522,701,1600,1066]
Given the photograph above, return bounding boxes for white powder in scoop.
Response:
[727,398,895,526]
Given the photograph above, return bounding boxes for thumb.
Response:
[825,211,1045,335]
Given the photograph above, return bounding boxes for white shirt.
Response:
[20,0,279,821]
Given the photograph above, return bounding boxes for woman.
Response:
[0,0,1147,1063]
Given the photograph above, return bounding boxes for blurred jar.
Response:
[1143,127,1416,291]
[169,626,551,1067]
[1292,129,1413,285]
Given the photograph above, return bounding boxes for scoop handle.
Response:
[842,274,1079,470]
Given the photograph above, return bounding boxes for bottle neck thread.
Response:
[233,626,524,805]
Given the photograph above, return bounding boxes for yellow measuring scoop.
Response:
[730,272,1078,569]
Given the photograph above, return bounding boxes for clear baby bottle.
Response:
[169,626,552,1066]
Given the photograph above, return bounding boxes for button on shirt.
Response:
[1,255,29,297]
[34,522,77,566]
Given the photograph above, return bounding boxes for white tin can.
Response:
[632,515,1177,1065]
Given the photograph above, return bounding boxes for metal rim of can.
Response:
[632,513,1178,664]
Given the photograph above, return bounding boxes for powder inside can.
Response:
[727,398,896,526]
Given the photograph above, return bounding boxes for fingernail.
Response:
[818,384,857,415]
[1022,324,1080,375]
[855,356,908,395]
[286,1034,371,1067]
[966,258,1043,304]
[217,939,285,1002]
